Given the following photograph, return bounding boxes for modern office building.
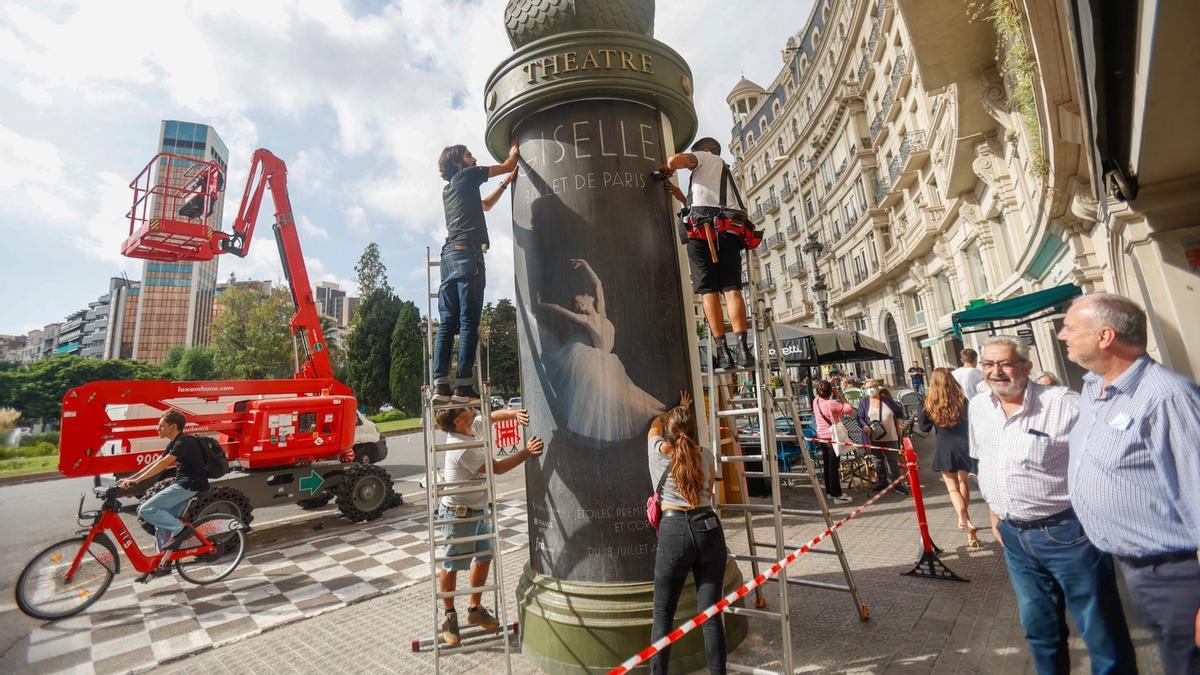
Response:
[212,276,273,325]
[727,0,1200,386]
[130,120,229,364]
[314,281,349,327]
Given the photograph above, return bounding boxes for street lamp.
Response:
[801,233,831,328]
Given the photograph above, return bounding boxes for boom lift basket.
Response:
[123,152,226,261]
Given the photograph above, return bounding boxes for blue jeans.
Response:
[138,482,198,551]
[1117,555,1200,675]
[996,513,1137,674]
[432,246,485,386]
[437,504,493,572]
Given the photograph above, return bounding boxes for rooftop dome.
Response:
[726,76,767,104]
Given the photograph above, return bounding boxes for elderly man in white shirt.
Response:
[968,335,1135,674]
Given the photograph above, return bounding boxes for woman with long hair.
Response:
[812,379,856,504]
[918,367,980,547]
[856,379,908,495]
[647,391,727,674]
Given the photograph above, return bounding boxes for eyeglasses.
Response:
[980,360,1026,370]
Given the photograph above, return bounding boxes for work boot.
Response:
[164,525,196,551]
[733,331,755,370]
[441,610,461,645]
[714,345,735,372]
[451,386,481,404]
[467,605,501,632]
[431,382,453,404]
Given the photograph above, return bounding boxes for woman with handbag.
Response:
[812,380,856,504]
[647,390,727,674]
[856,379,909,496]
[918,368,980,547]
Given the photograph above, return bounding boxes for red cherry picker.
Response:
[57,148,398,528]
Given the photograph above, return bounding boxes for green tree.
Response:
[354,242,392,297]
[483,298,521,398]
[345,288,401,411]
[389,300,423,415]
[161,346,218,381]
[0,356,168,421]
[211,288,294,379]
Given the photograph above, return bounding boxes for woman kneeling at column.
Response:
[648,391,728,674]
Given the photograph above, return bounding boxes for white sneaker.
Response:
[833,494,853,504]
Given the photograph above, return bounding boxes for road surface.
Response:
[0,432,425,592]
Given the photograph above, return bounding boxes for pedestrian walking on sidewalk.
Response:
[647,391,727,674]
[431,141,519,405]
[857,379,908,496]
[1059,292,1200,674]
[434,405,543,646]
[917,368,978,548]
[968,335,1136,674]
[812,379,855,504]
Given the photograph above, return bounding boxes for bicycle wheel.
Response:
[174,515,246,585]
[16,536,117,621]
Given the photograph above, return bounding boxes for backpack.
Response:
[196,435,230,479]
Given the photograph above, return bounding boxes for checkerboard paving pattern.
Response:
[1,499,530,675]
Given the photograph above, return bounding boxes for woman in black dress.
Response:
[918,368,979,548]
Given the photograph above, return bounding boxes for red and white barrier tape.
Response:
[608,471,911,675]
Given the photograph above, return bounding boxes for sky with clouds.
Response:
[0,0,814,335]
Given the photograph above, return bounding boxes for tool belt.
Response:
[680,206,761,249]
[675,161,761,250]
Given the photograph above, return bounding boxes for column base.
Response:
[516,559,747,674]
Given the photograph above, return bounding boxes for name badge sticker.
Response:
[1108,413,1134,430]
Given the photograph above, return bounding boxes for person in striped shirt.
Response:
[968,335,1136,674]
[1060,293,1200,674]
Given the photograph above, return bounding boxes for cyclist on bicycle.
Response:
[118,410,209,554]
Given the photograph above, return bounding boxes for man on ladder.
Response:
[431,140,519,404]
[432,403,543,646]
[661,137,758,372]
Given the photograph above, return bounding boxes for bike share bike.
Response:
[15,484,246,621]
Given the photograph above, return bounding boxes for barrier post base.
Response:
[902,549,969,582]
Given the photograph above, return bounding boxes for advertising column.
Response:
[484,2,745,672]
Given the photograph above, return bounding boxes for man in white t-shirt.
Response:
[662,137,754,373]
[952,348,988,397]
[434,405,543,646]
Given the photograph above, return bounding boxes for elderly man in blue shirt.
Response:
[1060,292,1200,674]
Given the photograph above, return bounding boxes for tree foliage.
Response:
[482,298,521,398]
[162,346,218,381]
[210,288,295,380]
[354,242,392,298]
[0,356,169,421]
[389,300,423,415]
[345,289,401,411]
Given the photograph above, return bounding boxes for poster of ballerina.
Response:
[510,100,694,582]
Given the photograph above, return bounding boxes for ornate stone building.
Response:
[727,0,1200,386]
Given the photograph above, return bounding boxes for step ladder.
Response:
[417,247,514,672]
[704,247,868,675]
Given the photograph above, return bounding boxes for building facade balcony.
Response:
[787,262,804,278]
[786,223,802,239]
[766,232,786,250]
[781,184,795,201]
[765,196,781,214]
[757,278,776,292]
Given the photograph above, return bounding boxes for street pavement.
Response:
[1,435,1164,674]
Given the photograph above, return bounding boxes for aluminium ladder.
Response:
[704,247,868,675]
[417,247,514,672]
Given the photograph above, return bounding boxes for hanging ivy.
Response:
[967,0,1049,177]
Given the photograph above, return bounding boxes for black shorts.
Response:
[687,233,744,295]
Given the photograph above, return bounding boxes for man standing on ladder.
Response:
[662,137,756,372]
[434,404,543,646]
[431,140,520,403]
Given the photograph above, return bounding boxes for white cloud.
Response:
[299,214,330,240]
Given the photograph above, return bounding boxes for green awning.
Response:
[952,284,1082,337]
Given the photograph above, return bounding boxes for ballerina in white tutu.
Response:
[536,258,667,444]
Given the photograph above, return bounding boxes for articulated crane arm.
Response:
[217,149,334,381]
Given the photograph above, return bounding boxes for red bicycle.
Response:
[15,485,246,621]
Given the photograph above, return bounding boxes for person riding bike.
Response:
[118,410,209,557]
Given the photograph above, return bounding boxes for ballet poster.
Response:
[511,100,693,582]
